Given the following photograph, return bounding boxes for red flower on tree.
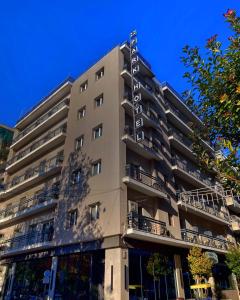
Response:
[224,9,235,18]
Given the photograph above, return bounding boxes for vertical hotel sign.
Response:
[129,30,144,142]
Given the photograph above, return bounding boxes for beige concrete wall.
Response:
[104,248,129,300]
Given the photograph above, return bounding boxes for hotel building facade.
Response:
[0,42,239,300]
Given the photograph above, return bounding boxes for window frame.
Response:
[95,67,104,81]
[77,106,86,119]
[93,124,103,140]
[71,168,82,185]
[91,160,102,176]
[75,135,84,151]
[89,203,100,221]
[94,94,104,108]
[80,80,88,93]
[67,209,78,228]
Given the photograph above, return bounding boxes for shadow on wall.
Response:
[54,150,103,247]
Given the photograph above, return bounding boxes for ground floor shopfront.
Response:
[1,240,239,300]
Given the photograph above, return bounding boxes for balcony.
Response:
[125,213,230,254]
[6,125,66,174]
[122,126,162,161]
[168,128,195,160]
[121,97,161,131]
[123,165,167,199]
[0,230,54,257]
[181,229,232,253]
[121,69,161,106]
[231,216,240,233]
[120,43,154,78]
[0,155,63,200]
[0,189,59,229]
[172,155,215,188]
[225,192,240,213]
[11,99,69,150]
[178,188,230,225]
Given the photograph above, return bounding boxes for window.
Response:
[93,124,103,139]
[89,203,100,221]
[71,168,82,184]
[94,94,104,108]
[75,135,84,150]
[80,81,88,92]
[91,160,101,176]
[168,213,174,226]
[67,209,78,228]
[77,106,86,119]
[96,67,104,80]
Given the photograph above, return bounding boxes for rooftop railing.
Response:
[7,125,66,167]
[12,98,69,144]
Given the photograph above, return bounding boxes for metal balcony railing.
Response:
[0,229,54,255]
[169,128,192,149]
[125,164,165,192]
[7,125,66,167]
[181,229,232,251]
[0,155,63,193]
[12,99,69,144]
[124,126,162,157]
[178,188,229,222]
[172,155,215,187]
[165,102,191,125]
[0,187,59,221]
[127,211,168,236]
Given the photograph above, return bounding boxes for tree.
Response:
[187,247,213,283]
[181,9,240,192]
[226,245,240,281]
[146,253,171,300]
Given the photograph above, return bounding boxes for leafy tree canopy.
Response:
[181,9,240,192]
[226,245,240,280]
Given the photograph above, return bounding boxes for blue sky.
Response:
[0,0,239,127]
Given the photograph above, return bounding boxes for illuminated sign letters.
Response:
[129,30,144,142]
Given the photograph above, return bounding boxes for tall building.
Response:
[0,41,239,300]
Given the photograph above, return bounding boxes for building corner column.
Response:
[104,248,129,300]
[174,254,185,299]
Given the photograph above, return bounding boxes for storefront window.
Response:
[129,249,176,300]
[54,251,104,300]
[10,257,52,299]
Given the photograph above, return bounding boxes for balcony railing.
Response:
[165,102,192,126]
[7,125,66,168]
[127,212,168,236]
[0,229,54,255]
[123,92,161,127]
[169,128,192,149]
[124,126,162,157]
[172,155,215,187]
[125,164,165,193]
[181,229,231,251]
[178,192,229,222]
[0,187,59,222]
[0,154,63,193]
[12,98,69,144]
